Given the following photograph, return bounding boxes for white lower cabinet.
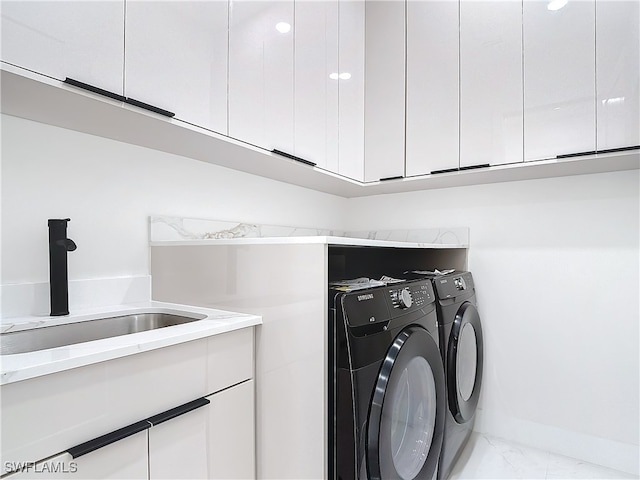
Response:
[1,330,255,480]
[4,431,148,480]
[148,403,209,479]
[207,381,256,479]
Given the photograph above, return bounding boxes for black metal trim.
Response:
[124,98,175,118]
[459,163,490,171]
[379,175,403,181]
[146,397,210,427]
[67,420,150,459]
[271,149,317,167]
[556,150,597,159]
[63,78,126,102]
[596,145,640,154]
[430,167,459,175]
[447,302,484,423]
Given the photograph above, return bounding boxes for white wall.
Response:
[347,170,640,474]
[0,114,346,284]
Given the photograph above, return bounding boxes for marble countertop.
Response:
[150,235,465,249]
[0,301,261,386]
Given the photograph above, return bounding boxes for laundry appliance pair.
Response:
[329,271,483,480]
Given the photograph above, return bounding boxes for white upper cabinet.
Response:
[523,0,596,161]
[337,0,366,181]
[294,0,339,169]
[0,1,124,95]
[460,0,523,167]
[229,0,294,153]
[125,1,229,134]
[406,0,459,176]
[596,0,640,151]
[363,0,406,182]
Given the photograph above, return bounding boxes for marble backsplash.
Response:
[149,216,469,246]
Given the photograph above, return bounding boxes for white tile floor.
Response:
[448,433,638,480]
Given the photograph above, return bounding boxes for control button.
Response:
[391,287,413,309]
[454,277,466,291]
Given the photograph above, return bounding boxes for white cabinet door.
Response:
[294,1,339,170]
[364,0,406,182]
[524,0,596,161]
[0,1,124,94]
[405,0,459,176]
[229,0,294,153]
[3,431,148,480]
[337,0,366,181]
[125,1,229,134]
[596,0,640,151]
[148,406,209,479]
[460,0,523,167]
[207,380,255,480]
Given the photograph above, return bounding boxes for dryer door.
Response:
[367,326,445,480]
[447,301,484,423]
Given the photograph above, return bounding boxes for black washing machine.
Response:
[329,279,446,480]
[405,271,484,480]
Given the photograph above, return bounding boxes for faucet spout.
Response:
[48,218,77,316]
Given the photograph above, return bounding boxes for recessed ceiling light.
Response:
[547,0,568,11]
[275,22,291,33]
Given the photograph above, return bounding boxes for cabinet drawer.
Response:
[207,327,253,394]
[3,431,148,479]
[1,339,208,466]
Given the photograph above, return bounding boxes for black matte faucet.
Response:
[48,219,77,316]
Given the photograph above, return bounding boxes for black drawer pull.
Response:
[63,78,126,102]
[556,150,597,159]
[596,145,640,154]
[146,397,210,427]
[272,149,316,167]
[124,98,175,118]
[379,175,403,181]
[459,163,490,171]
[67,420,149,459]
[431,167,459,175]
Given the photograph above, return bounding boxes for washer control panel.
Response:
[339,279,436,327]
[388,281,434,310]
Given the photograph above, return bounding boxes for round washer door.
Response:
[447,301,484,423]
[367,326,445,480]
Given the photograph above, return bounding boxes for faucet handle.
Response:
[56,238,77,251]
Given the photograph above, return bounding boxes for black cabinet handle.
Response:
[272,149,316,167]
[67,420,150,459]
[124,98,175,118]
[146,397,210,427]
[379,175,403,181]
[63,78,126,102]
[556,150,597,159]
[459,163,490,171]
[66,397,209,459]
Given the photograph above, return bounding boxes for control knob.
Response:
[392,287,413,309]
